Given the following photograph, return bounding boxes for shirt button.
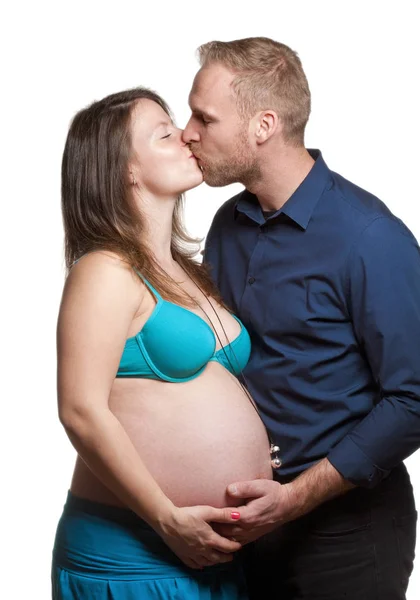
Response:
[248,277,255,285]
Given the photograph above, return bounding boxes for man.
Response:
[183,37,419,599]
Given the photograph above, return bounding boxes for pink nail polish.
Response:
[231,511,240,520]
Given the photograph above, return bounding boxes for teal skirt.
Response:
[52,492,248,599]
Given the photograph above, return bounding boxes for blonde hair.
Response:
[198,37,311,145]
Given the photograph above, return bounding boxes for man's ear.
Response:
[253,110,280,144]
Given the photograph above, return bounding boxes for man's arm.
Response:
[327,216,420,487]
[288,457,354,516]
[218,458,352,543]
[221,215,420,543]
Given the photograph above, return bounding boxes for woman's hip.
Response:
[52,491,246,587]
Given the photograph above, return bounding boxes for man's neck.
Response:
[247,146,315,212]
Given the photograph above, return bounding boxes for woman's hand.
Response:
[156,505,243,569]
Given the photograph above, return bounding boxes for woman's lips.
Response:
[190,153,204,171]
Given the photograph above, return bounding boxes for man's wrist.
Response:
[285,458,355,520]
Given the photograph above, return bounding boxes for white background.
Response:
[2,1,419,598]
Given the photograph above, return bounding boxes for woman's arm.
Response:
[57,252,241,568]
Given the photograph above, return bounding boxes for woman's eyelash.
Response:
[161,133,172,139]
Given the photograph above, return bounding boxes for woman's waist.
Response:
[53,491,235,580]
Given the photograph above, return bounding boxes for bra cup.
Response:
[116,291,251,381]
[140,303,216,379]
[214,326,251,375]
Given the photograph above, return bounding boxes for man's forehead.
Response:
[193,64,235,92]
[189,65,236,111]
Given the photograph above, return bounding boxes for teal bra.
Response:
[117,274,251,382]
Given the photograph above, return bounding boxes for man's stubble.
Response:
[200,127,261,189]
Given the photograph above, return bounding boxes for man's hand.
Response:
[214,459,354,545]
[213,479,298,544]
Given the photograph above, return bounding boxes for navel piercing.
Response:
[270,444,282,469]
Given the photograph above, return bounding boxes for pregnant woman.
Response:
[52,87,273,599]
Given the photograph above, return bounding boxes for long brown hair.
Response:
[61,87,221,305]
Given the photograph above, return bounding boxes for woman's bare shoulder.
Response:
[63,250,146,305]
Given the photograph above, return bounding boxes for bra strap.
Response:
[134,270,162,301]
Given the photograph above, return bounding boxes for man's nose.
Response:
[182,119,200,143]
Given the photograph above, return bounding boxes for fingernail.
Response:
[228,484,237,494]
[231,511,240,520]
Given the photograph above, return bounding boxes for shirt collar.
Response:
[235,149,331,230]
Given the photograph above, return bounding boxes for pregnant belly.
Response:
[72,363,273,508]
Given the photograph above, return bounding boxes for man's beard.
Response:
[194,132,261,188]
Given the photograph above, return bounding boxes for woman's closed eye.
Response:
[161,133,172,139]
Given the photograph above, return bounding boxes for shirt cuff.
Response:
[327,436,390,488]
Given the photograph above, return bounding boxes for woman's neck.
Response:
[135,191,178,269]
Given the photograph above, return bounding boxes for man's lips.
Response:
[188,150,204,170]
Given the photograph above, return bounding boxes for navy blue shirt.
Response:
[204,150,420,488]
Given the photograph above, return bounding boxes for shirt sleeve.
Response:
[327,216,420,487]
